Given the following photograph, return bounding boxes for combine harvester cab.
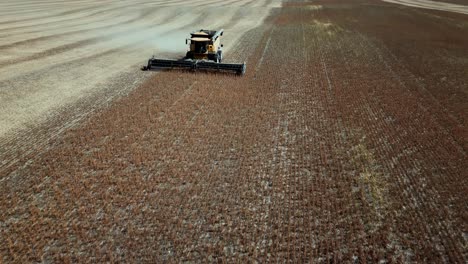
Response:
[143,29,246,75]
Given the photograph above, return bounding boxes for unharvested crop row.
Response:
[309,2,466,262]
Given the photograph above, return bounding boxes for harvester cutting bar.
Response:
[147,58,194,69]
[145,58,246,75]
[196,61,246,75]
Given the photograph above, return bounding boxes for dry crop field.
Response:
[1,0,467,262]
[0,0,279,156]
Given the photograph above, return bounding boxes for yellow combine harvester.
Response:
[143,29,246,75]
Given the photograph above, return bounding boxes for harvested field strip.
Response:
[0,0,280,172]
[1,0,467,262]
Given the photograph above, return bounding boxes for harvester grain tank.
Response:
[143,29,246,75]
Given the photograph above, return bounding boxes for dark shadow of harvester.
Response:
[142,29,246,75]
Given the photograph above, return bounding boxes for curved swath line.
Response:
[0,3,136,30]
[0,4,106,25]
[139,0,180,7]
[0,6,163,47]
[0,19,194,86]
[157,5,211,28]
[0,0,101,9]
[213,0,249,7]
[0,10,134,38]
[0,10,202,71]
[6,6,161,36]
[241,0,262,7]
[2,1,98,17]
[159,0,191,7]
[0,16,150,51]
[181,0,248,9]
[0,2,147,32]
[0,2,109,24]
[165,0,218,7]
[126,0,167,7]
[115,0,178,7]
[0,0,276,67]
[0,8,165,50]
[222,7,250,29]
[245,0,272,8]
[0,8,115,31]
[242,0,257,6]
[191,0,225,7]
[0,2,68,10]
[1,45,131,85]
[58,1,117,16]
[0,0,86,7]
[188,0,208,6]
[0,39,109,69]
[0,7,144,42]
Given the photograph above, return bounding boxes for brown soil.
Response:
[1,0,467,262]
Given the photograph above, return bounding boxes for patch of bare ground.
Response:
[1,0,467,262]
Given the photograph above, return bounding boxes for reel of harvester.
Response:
[142,29,246,75]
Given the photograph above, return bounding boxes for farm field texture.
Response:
[1,0,467,262]
[0,0,280,156]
